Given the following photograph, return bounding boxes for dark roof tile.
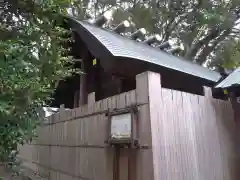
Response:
[71,18,222,82]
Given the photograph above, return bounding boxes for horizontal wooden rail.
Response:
[20,158,93,180]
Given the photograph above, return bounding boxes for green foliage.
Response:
[209,40,240,69]
[0,0,73,172]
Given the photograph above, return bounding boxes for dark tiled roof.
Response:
[69,17,222,82]
[215,68,240,88]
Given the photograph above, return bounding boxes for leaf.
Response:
[0,0,74,174]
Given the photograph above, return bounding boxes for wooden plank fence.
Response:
[18,71,238,180]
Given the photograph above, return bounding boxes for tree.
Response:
[69,0,240,69]
[210,39,240,69]
[0,0,73,173]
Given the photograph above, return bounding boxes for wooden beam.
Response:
[79,50,89,105]
[79,72,87,105]
[73,91,79,108]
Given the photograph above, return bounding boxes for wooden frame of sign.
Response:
[105,106,138,148]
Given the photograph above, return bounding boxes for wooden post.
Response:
[228,91,240,179]
[79,53,88,105]
[73,91,79,108]
[229,91,240,123]
[135,71,161,180]
[113,147,120,180]
[136,72,150,105]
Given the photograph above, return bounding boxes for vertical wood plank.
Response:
[116,93,126,109]
[88,92,95,104]
[203,86,212,98]
[136,72,150,104]
[126,90,136,107]
[87,92,95,114]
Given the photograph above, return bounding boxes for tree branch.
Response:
[195,29,231,65]
[184,27,220,60]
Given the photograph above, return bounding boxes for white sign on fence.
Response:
[110,113,132,139]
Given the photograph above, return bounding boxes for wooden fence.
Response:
[18,71,238,180]
[146,72,237,180]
